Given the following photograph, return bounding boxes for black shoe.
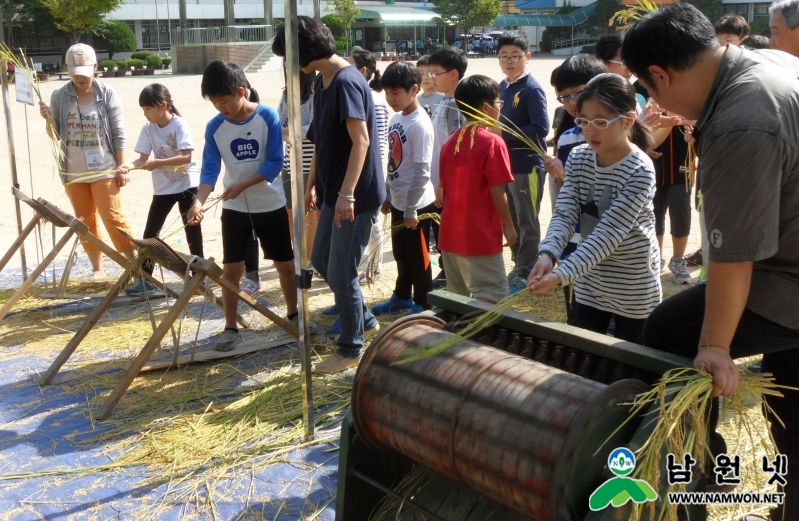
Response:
[432,271,447,289]
[684,249,703,267]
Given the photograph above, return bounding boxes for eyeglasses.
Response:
[573,115,624,129]
[429,70,450,78]
[489,99,505,109]
[556,89,584,104]
[498,55,524,64]
[607,59,628,69]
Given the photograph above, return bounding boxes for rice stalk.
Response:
[368,465,438,521]
[393,290,533,364]
[362,212,441,286]
[608,368,794,521]
[0,43,63,163]
[611,0,658,29]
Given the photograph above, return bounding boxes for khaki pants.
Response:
[441,251,508,304]
[64,178,134,254]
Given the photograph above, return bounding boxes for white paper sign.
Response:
[14,73,34,106]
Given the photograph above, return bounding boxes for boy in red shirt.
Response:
[438,75,517,303]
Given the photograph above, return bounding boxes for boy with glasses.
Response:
[496,30,550,293]
[428,47,468,288]
[415,55,444,118]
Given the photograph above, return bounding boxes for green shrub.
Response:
[91,20,136,60]
[131,50,155,60]
[129,58,147,69]
[116,59,130,69]
[145,54,162,69]
[100,59,117,70]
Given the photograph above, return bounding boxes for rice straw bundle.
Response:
[368,465,438,521]
[0,43,64,163]
[611,0,658,29]
[393,290,532,364]
[614,367,793,521]
[684,142,696,192]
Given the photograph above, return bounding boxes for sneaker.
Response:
[432,271,447,289]
[506,267,518,284]
[325,319,380,340]
[214,328,241,352]
[668,257,691,284]
[684,249,703,267]
[314,352,360,373]
[372,294,424,316]
[321,305,339,317]
[508,275,527,294]
[240,277,261,296]
[125,278,156,296]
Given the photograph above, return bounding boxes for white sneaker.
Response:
[668,257,691,284]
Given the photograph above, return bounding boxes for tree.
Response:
[40,0,123,44]
[539,3,577,52]
[749,17,771,37]
[433,0,503,35]
[321,14,345,38]
[586,0,622,35]
[683,0,722,23]
[328,0,358,54]
[0,0,60,45]
[91,19,135,59]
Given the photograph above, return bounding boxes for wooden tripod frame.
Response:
[0,188,250,329]
[40,235,299,420]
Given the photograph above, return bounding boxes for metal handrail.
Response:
[171,25,273,45]
[551,35,599,50]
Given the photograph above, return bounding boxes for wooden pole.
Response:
[285,0,315,440]
[1,58,28,279]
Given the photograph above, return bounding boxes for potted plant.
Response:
[130,59,147,76]
[145,54,161,75]
[115,60,128,76]
[162,55,172,68]
[100,60,116,78]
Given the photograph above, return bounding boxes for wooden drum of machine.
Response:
[351,315,650,521]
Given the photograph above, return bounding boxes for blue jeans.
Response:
[312,204,378,358]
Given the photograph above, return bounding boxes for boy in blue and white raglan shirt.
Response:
[497,30,550,293]
[188,60,297,352]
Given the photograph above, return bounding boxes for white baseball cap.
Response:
[66,44,97,77]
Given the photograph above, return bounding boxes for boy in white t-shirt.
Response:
[373,61,436,315]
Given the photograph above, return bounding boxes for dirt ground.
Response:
[0,55,702,297]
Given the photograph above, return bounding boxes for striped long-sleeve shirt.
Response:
[539,144,662,319]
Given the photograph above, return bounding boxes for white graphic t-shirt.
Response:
[386,108,435,215]
[64,100,117,181]
[134,115,199,195]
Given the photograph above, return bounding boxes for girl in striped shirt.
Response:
[527,73,661,343]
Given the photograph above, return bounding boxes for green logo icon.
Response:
[589,448,658,510]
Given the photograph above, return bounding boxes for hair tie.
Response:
[169,99,174,105]
[376,68,380,74]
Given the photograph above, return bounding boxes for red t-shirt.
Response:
[439,126,514,256]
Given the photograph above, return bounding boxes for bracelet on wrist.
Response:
[538,250,557,264]
[338,192,356,203]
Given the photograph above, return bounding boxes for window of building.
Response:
[723,3,749,17]
[754,3,770,18]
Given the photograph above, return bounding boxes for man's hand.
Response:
[503,222,517,247]
[187,200,204,225]
[221,182,245,201]
[528,273,560,295]
[115,170,130,187]
[304,186,316,213]
[544,155,564,180]
[381,200,392,215]
[404,216,419,229]
[694,346,739,397]
[335,197,354,228]
[434,185,443,208]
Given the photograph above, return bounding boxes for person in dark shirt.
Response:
[273,17,385,373]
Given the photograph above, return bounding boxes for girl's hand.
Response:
[116,170,130,187]
[117,163,132,175]
[39,101,53,120]
[527,273,561,295]
[221,182,245,201]
[381,201,392,215]
[527,255,554,288]
[187,200,204,225]
[141,159,157,171]
[684,125,695,144]
[544,155,564,180]
[404,217,419,229]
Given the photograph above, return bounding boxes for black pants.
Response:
[143,188,203,274]
[429,206,445,277]
[574,301,646,344]
[391,204,434,308]
[244,235,259,276]
[644,284,799,521]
